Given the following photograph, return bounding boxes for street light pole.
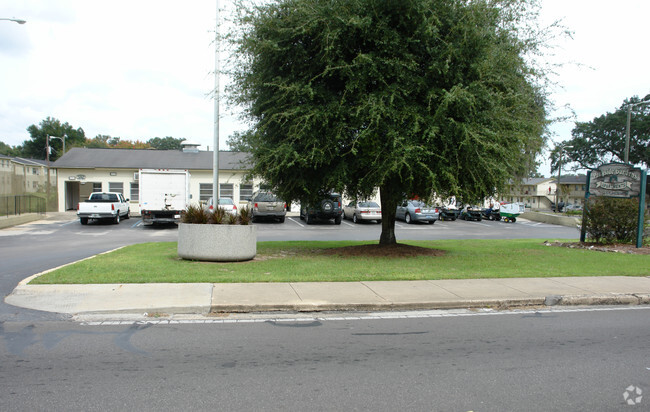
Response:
[212,0,220,206]
[624,98,650,164]
[555,144,573,213]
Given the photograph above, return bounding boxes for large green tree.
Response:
[554,94,650,172]
[23,117,86,161]
[228,0,550,245]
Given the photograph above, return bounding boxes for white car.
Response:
[207,197,238,216]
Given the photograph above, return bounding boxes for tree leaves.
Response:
[228,0,551,243]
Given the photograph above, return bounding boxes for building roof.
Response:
[554,175,587,184]
[0,155,48,167]
[521,177,554,185]
[53,148,252,170]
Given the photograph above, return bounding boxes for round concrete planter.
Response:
[177,223,257,262]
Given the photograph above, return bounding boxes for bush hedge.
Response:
[581,197,648,244]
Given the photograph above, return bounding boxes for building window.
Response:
[93,183,102,192]
[220,183,234,199]
[130,183,139,202]
[199,183,212,202]
[240,184,253,201]
[108,182,123,194]
[32,167,38,175]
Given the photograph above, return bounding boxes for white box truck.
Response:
[138,169,190,224]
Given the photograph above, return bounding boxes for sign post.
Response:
[581,163,647,248]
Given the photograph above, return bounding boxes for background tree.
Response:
[85,135,112,148]
[147,136,186,150]
[23,117,86,161]
[556,94,650,172]
[0,141,23,157]
[228,0,551,245]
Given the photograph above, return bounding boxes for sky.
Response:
[1,0,649,177]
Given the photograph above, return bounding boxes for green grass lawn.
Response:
[30,239,650,284]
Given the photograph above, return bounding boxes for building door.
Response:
[65,181,80,211]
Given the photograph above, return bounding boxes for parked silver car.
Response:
[248,191,286,223]
[396,200,439,224]
[343,201,382,224]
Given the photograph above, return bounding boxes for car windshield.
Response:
[359,201,379,208]
[256,192,279,202]
[219,198,234,205]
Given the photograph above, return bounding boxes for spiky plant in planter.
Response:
[238,206,251,225]
[210,207,226,224]
[181,204,210,224]
[178,204,257,261]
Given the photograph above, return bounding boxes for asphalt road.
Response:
[0,214,578,321]
[1,308,648,411]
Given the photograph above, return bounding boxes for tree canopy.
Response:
[147,136,187,150]
[23,117,86,161]
[228,0,551,244]
[553,94,650,172]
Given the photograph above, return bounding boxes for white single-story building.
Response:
[52,145,261,214]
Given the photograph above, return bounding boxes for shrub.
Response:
[581,197,647,244]
[209,207,226,224]
[181,204,210,224]
[238,206,251,225]
[227,212,238,225]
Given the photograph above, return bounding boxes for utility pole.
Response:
[46,134,51,211]
[212,0,220,205]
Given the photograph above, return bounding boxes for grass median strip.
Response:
[30,239,650,284]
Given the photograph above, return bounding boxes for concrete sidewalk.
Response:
[6,276,650,316]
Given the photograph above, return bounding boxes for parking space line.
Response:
[131,220,143,228]
[341,221,355,227]
[287,217,305,227]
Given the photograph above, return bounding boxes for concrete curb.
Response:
[209,295,650,314]
[550,293,650,306]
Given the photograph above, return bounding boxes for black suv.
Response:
[300,192,343,225]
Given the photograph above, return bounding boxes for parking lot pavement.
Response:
[2,214,579,243]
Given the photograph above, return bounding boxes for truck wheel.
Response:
[278,216,285,223]
[124,210,130,220]
[405,213,412,224]
[80,218,88,225]
[334,215,342,225]
[114,214,120,224]
[305,214,312,225]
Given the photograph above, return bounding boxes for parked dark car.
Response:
[300,192,343,225]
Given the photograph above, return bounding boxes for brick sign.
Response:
[588,163,643,198]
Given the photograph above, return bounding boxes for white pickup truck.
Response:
[77,192,130,225]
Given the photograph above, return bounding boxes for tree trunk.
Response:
[379,184,400,245]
